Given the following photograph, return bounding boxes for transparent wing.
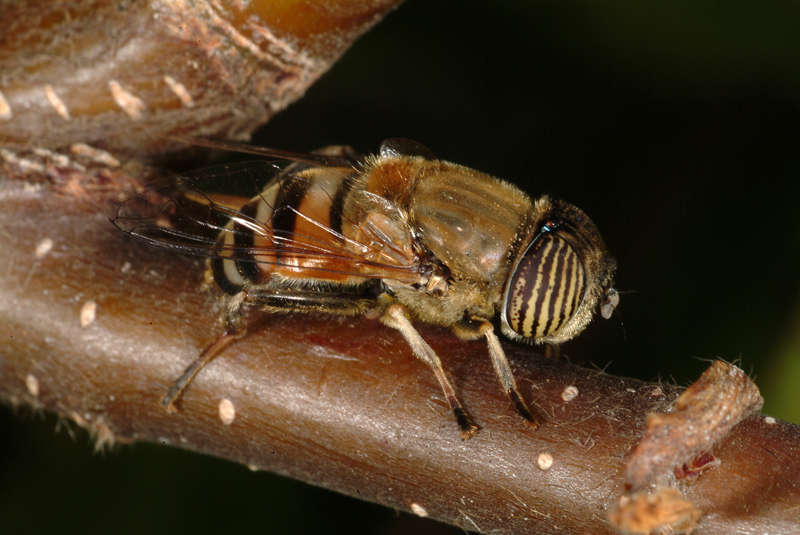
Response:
[169,134,361,168]
[107,161,280,256]
[106,160,422,280]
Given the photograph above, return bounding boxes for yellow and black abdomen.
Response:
[210,166,359,295]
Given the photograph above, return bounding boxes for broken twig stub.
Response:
[609,487,702,535]
[610,360,764,535]
[624,360,763,489]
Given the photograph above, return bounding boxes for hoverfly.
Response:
[108,137,617,438]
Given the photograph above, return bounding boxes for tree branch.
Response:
[2,2,799,533]
[0,0,403,157]
[1,182,798,534]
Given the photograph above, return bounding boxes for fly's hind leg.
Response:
[163,283,375,413]
[380,304,480,439]
[163,290,248,413]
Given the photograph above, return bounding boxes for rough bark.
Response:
[0,0,402,157]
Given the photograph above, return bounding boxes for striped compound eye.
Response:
[503,231,586,340]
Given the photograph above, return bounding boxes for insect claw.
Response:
[522,416,541,431]
[461,429,480,440]
[454,408,480,439]
[518,406,540,430]
[509,389,543,430]
[162,390,180,414]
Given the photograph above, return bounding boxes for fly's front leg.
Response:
[453,320,543,429]
[480,322,543,429]
[543,343,560,360]
[380,304,480,439]
[162,290,248,413]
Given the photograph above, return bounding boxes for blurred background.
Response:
[2,1,799,533]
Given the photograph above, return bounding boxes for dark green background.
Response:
[3,1,799,533]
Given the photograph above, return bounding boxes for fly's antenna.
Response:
[600,288,632,342]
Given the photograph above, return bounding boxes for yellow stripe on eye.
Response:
[534,238,563,338]
[550,241,571,332]
[520,237,554,338]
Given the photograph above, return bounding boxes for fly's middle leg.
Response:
[478,322,543,429]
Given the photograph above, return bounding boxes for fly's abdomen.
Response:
[210,167,358,294]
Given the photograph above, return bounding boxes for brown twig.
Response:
[0,181,798,534]
[2,2,799,533]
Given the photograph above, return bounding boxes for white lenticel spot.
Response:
[163,75,195,107]
[537,452,554,470]
[410,503,428,517]
[0,89,11,120]
[764,416,777,425]
[35,238,54,259]
[25,374,40,397]
[0,148,45,173]
[108,80,145,119]
[33,147,79,169]
[44,84,71,120]
[219,398,235,425]
[80,300,97,327]
[561,385,579,402]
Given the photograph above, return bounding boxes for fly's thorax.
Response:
[353,156,539,328]
[354,156,540,326]
[500,197,616,344]
[407,160,534,297]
